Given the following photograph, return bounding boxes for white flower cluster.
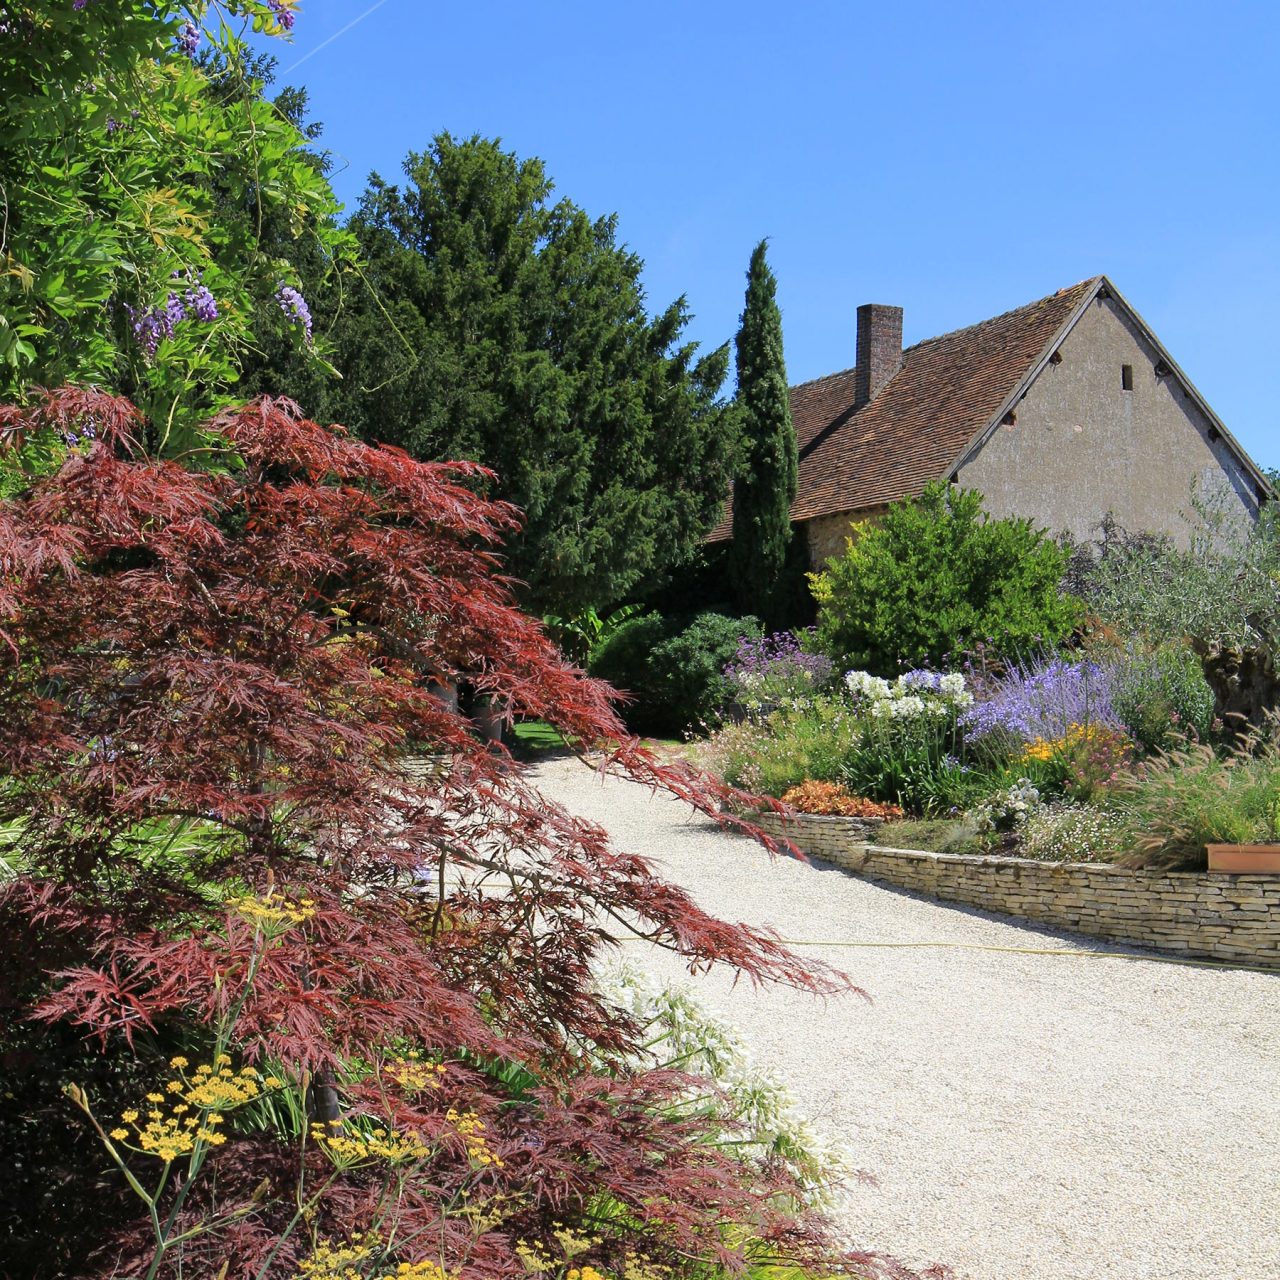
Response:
[843,668,974,721]
[596,962,856,1201]
[1021,803,1125,863]
[972,777,1043,834]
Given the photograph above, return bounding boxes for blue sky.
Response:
[261,0,1278,470]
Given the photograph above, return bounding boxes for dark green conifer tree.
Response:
[729,239,797,620]
[316,134,738,618]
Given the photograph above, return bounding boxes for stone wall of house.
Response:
[803,504,888,569]
[751,811,1280,968]
[955,292,1263,547]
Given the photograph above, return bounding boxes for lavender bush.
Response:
[962,657,1119,751]
[724,631,834,713]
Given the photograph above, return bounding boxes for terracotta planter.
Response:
[1207,843,1280,873]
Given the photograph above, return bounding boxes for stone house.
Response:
[709,276,1272,567]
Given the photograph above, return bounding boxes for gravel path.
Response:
[528,755,1280,1280]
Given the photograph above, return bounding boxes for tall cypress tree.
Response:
[730,239,797,618]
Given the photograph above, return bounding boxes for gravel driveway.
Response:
[528,755,1280,1280]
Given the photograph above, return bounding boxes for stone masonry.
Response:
[750,810,1280,969]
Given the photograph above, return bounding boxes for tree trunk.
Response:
[1191,638,1280,735]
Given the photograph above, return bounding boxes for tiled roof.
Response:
[708,277,1102,541]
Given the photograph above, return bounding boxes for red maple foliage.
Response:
[0,390,943,1280]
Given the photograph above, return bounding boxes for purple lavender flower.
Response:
[177,20,200,58]
[267,1,295,31]
[724,630,833,710]
[962,657,1118,744]
[276,284,313,343]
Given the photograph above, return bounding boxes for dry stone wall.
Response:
[751,811,1280,969]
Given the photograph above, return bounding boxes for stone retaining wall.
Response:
[751,811,1280,969]
[750,809,884,857]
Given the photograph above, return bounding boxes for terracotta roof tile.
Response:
[708,277,1100,541]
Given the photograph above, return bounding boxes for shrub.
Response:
[962,657,1119,755]
[972,778,1044,837]
[699,696,857,797]
[701,670,998,813]
[1110,741,1280,870]
[724,630,834,713]
[587,612,671,715]
[810,482,1080,674]
[1078,505,1280,730]
[0,390,880,1279]
[780,781,904,819]
[650,612,763,732]
[839,669,989,813]
[1019,803,1126,863]
[590,611,762,735]
[1108,643,1215,752]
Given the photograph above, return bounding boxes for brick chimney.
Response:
[855,303,903,408]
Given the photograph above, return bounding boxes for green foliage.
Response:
[729,239,797,620]
[870,816,984,855]
[322,134,739,616]
[0,1,350,453]
[588,613,670,719]
[838,725,992,815]
[543,603,646,668]
[1083,503,1280,655]
[697,700,849,797]
[1109,644,1216,753]
[648,612,763,734]
[700,687,995,813]
[589,611,761,735]
[810,483,1080,674]
[1080,504,1280,728]
[1110,741,1280,870]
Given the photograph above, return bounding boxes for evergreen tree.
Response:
[729,239,797,618]
[321,134,739,618]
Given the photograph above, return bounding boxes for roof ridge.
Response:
[789,365,856,393]
[899,276,1102,358]
[784,278,1102,392]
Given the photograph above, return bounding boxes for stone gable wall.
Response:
[955,293,1262,547]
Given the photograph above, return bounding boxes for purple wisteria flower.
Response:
[127,304,173,357]
[267,1,295,31]
[127,273,218,356]
[185,281,218,322]
[177,20,200,58]
[276,284,313,343]
[962,657,1118,744]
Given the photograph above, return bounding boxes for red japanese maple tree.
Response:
[0,390,938,1280]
